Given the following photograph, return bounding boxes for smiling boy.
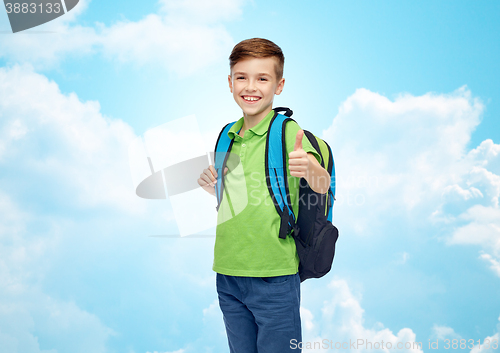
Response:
[198,38,330,353]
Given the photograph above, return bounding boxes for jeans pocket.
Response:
[260,274,291,284]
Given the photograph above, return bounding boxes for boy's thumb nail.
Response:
[294,130,303,151]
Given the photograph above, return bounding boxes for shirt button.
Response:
[242,143,246,147]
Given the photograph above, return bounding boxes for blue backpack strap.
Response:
[214,121,237,211]
[265,108,297,239]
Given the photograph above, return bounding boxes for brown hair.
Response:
[229,38,285,80]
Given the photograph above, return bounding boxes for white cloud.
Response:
[300,307,315,332]
[470,333,500,353]
[479,252,500,277]
[444,141,500,276]
[0,286,115,353]
[447,205,500,251]
[442,184,483,202]
[0,63,146,214]
[323,85,484,220]
[322,86,485,237]
[0,0,98,70]
[0,192,115,353]
[96,14,233,75]
[432,317,500,353]
[0,63,186,351]
[0,0,244,74]
[322,85,500,276]
[431,324,462,340]
[300,279,424,353]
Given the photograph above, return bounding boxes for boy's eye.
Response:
[237,76,245,80]
[259,78,268,81]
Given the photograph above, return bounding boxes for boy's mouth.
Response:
[242,95,261,103]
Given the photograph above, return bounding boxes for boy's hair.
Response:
[229,38,285,80]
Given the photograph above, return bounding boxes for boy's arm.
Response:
[288,130,330,194]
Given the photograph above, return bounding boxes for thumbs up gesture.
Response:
[288,129,310,178]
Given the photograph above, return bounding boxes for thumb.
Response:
[224,167,228,175]
[294,129,304,151]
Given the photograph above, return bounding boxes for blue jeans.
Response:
[216,272,302,353]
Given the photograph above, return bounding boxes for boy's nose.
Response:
[246,80,257,91]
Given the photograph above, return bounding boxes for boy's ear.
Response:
[228,75,233,93]
[275,77,285,95]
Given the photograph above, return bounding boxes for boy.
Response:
[198,38,330,353]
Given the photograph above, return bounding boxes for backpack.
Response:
[213,107,339,282]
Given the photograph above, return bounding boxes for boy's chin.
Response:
[238,103,273,118]
[241,108,262,118]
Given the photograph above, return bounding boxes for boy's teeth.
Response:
[244,96,259,101]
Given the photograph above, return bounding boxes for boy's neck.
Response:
[239,108,273,137]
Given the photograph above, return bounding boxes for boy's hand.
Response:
[288,129,310,178]
[198,165,228,196]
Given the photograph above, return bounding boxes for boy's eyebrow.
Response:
[233,71,272,77]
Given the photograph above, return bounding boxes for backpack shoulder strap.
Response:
[265,108,297,239]
[322,139,336,222]
[302,131,336,220]
[303,130,325,169]
[214,121,237,211]
[323,139,335,198]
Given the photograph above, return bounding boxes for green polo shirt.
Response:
[213,109,322,277]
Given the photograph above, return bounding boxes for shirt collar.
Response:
[227,109,275,139]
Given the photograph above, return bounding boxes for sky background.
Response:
[1,0,500,353]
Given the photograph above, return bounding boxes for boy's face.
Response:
[228,57,285,121]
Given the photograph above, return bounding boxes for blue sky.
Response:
[0,1,500,353]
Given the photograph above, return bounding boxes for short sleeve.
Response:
[285,120,322,165]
